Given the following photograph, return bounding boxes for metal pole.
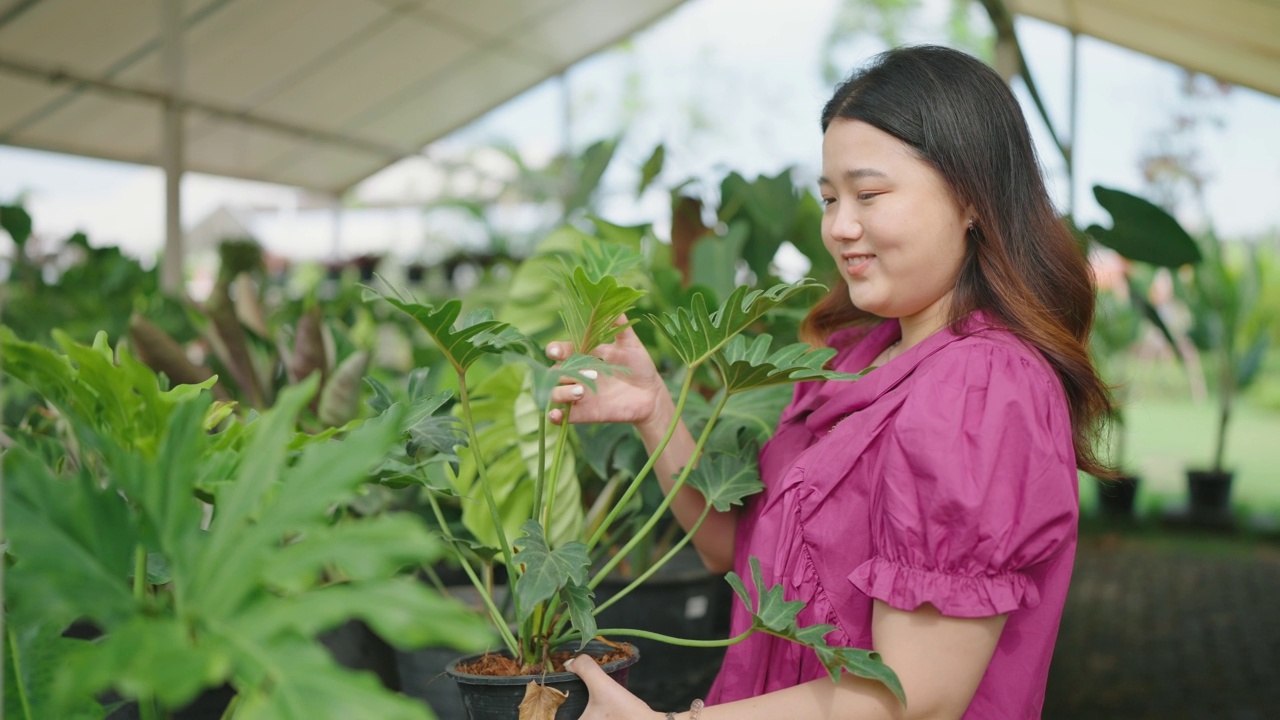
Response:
[1067,30,1080,219]
[160,0,185,296]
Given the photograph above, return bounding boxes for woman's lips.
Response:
[842,253,875,277]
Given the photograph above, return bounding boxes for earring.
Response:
[967,219,976,231]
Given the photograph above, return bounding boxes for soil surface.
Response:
[458,642,635,677]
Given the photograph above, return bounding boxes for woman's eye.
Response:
[821,196,836,208]
[857,192,879,202]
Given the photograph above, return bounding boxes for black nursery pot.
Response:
[1187,469,1234,511]
[1096,475,1140,517]
[445,640,639,720]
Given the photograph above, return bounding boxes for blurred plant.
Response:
[1,330,491,720]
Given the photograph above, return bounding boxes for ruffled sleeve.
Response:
[848,340,1078,618]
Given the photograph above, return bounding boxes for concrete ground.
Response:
[1044,527,1280,720]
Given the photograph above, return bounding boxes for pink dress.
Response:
[706,314,1079,719]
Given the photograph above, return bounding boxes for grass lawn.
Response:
[1081,394,1280,522]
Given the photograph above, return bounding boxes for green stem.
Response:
[531,413,548,525]
[560,626,753,649]
[133,545,148,603]
[542,405,574,535]
[8,628,34,720]
[218,694,240,720]
[455,369,523,624]
[586,370,696,551]
[588,386,728,590]
[424,491,520,656]
[593,505,712,617]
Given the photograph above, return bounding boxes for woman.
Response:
[546,45,1112,719]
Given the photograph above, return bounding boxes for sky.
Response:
[1,0,1277,262]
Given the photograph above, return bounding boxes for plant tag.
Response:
[685,594,709,620]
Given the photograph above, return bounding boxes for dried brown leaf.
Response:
[518,680,568,720]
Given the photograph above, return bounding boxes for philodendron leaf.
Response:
[686,448,765,512]
[4,622,101,720]
[562,582,598,651]
[511,521,590,623]
[372,289,527,371]
[712,334,860,395]
[649,279,827,367]
[1087,186,1202,268]
[556,262,646,356]
[725,557,905,704]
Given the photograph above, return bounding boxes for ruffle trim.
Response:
[848,556,1040,618]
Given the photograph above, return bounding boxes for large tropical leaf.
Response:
[373,290,528,372]
[726,557,904,703]
[686,449,765,512]
[3,622,101,720]
[556,264,646,355]
[712,334,859,395]
[647,279,827,367]
[1086,186,1203,268]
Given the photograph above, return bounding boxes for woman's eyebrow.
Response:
[817,168,889,185]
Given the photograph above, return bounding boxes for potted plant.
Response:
[1089,286,1144,517]
[1088,186,1270,520]
[367,239,905,719]
[1,328,493,719]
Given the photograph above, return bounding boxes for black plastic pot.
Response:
[445,640,639,720]
[1187,469,1234,512]
[1096,475,1140,518]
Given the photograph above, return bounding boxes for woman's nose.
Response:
[828,206,863,242]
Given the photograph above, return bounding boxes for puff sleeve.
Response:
[848,342,1078,618]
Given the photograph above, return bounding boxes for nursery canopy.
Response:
[1005,0,1280,99]
[0,0,687,194]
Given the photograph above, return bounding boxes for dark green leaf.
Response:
[712,334,858,394]
[1,203,33,247]
[511,521,590,623]
[638,144,665,196]
[563,582,598,650]
[1088,186,1202,267]
[686,449,764,512]
[373,290,520,371]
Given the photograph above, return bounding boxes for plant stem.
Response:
[8,628,33,720]
[586,370,695,551]
[424,491,520,656]
[218,694,240,720]
[587,386,728,590]
[531,413,548,524]
[542,404,574,536]
[593,505,712,617]
[133,544,147,603]
[455,370,523,624]
[561,626,753,649]
[1214,350,1233,474]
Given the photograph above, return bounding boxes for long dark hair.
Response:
[803,44,1114,478]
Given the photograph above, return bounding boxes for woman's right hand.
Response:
[544,318,669,430]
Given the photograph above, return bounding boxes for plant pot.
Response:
[1095,475,1140,518]
[445,640,639,720]
[593,547,731,711]
[1187,469,1234,512]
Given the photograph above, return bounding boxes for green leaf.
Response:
[557,265,646,356]
[562,582,598,651]
[690,221,749,303]
[511,521,590,623]
[317,350,371,427]
[726,557,905,703]
[1236,332,1270,390]
[264,514,443,593]
[712,334,859,394]
[4,622,101,720]
[1087,186,1203,267]
[1,203,33,247]
[790,192,836,279]
[638,144,665,196]
[374,290,523,371]
[3,448,138,628]
[648,278,827,367]
[566,137,619,213]
[686,449,765,512]
[509,352,612,412]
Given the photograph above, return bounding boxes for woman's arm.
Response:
[568,600,1006,720]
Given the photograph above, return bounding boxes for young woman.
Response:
[546,44,1113,720]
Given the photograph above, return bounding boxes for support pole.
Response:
[1067,30,1081,219]
[160,0,185,296]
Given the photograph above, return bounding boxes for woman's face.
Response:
[819,119,970,335]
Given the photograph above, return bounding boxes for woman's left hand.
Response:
[565,655,664,720]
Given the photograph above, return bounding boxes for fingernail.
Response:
[563,657,575,670]
[549,409,562,423]
[581,370,598,380]
[571,385,585,398]
[548,345,562,359]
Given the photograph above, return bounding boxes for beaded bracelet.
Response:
[665,698,704,720]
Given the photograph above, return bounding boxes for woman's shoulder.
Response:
[915,320,1060,396]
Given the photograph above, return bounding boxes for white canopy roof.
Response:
[1008,0,1280,98]
[0,0,686,194]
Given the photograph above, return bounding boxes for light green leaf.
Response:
[648,278,827,367]
[511,521,590,623]
[4,622,101,720]
[264,514,443,593]
[556,264,646,356]
[509,352,612,412]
